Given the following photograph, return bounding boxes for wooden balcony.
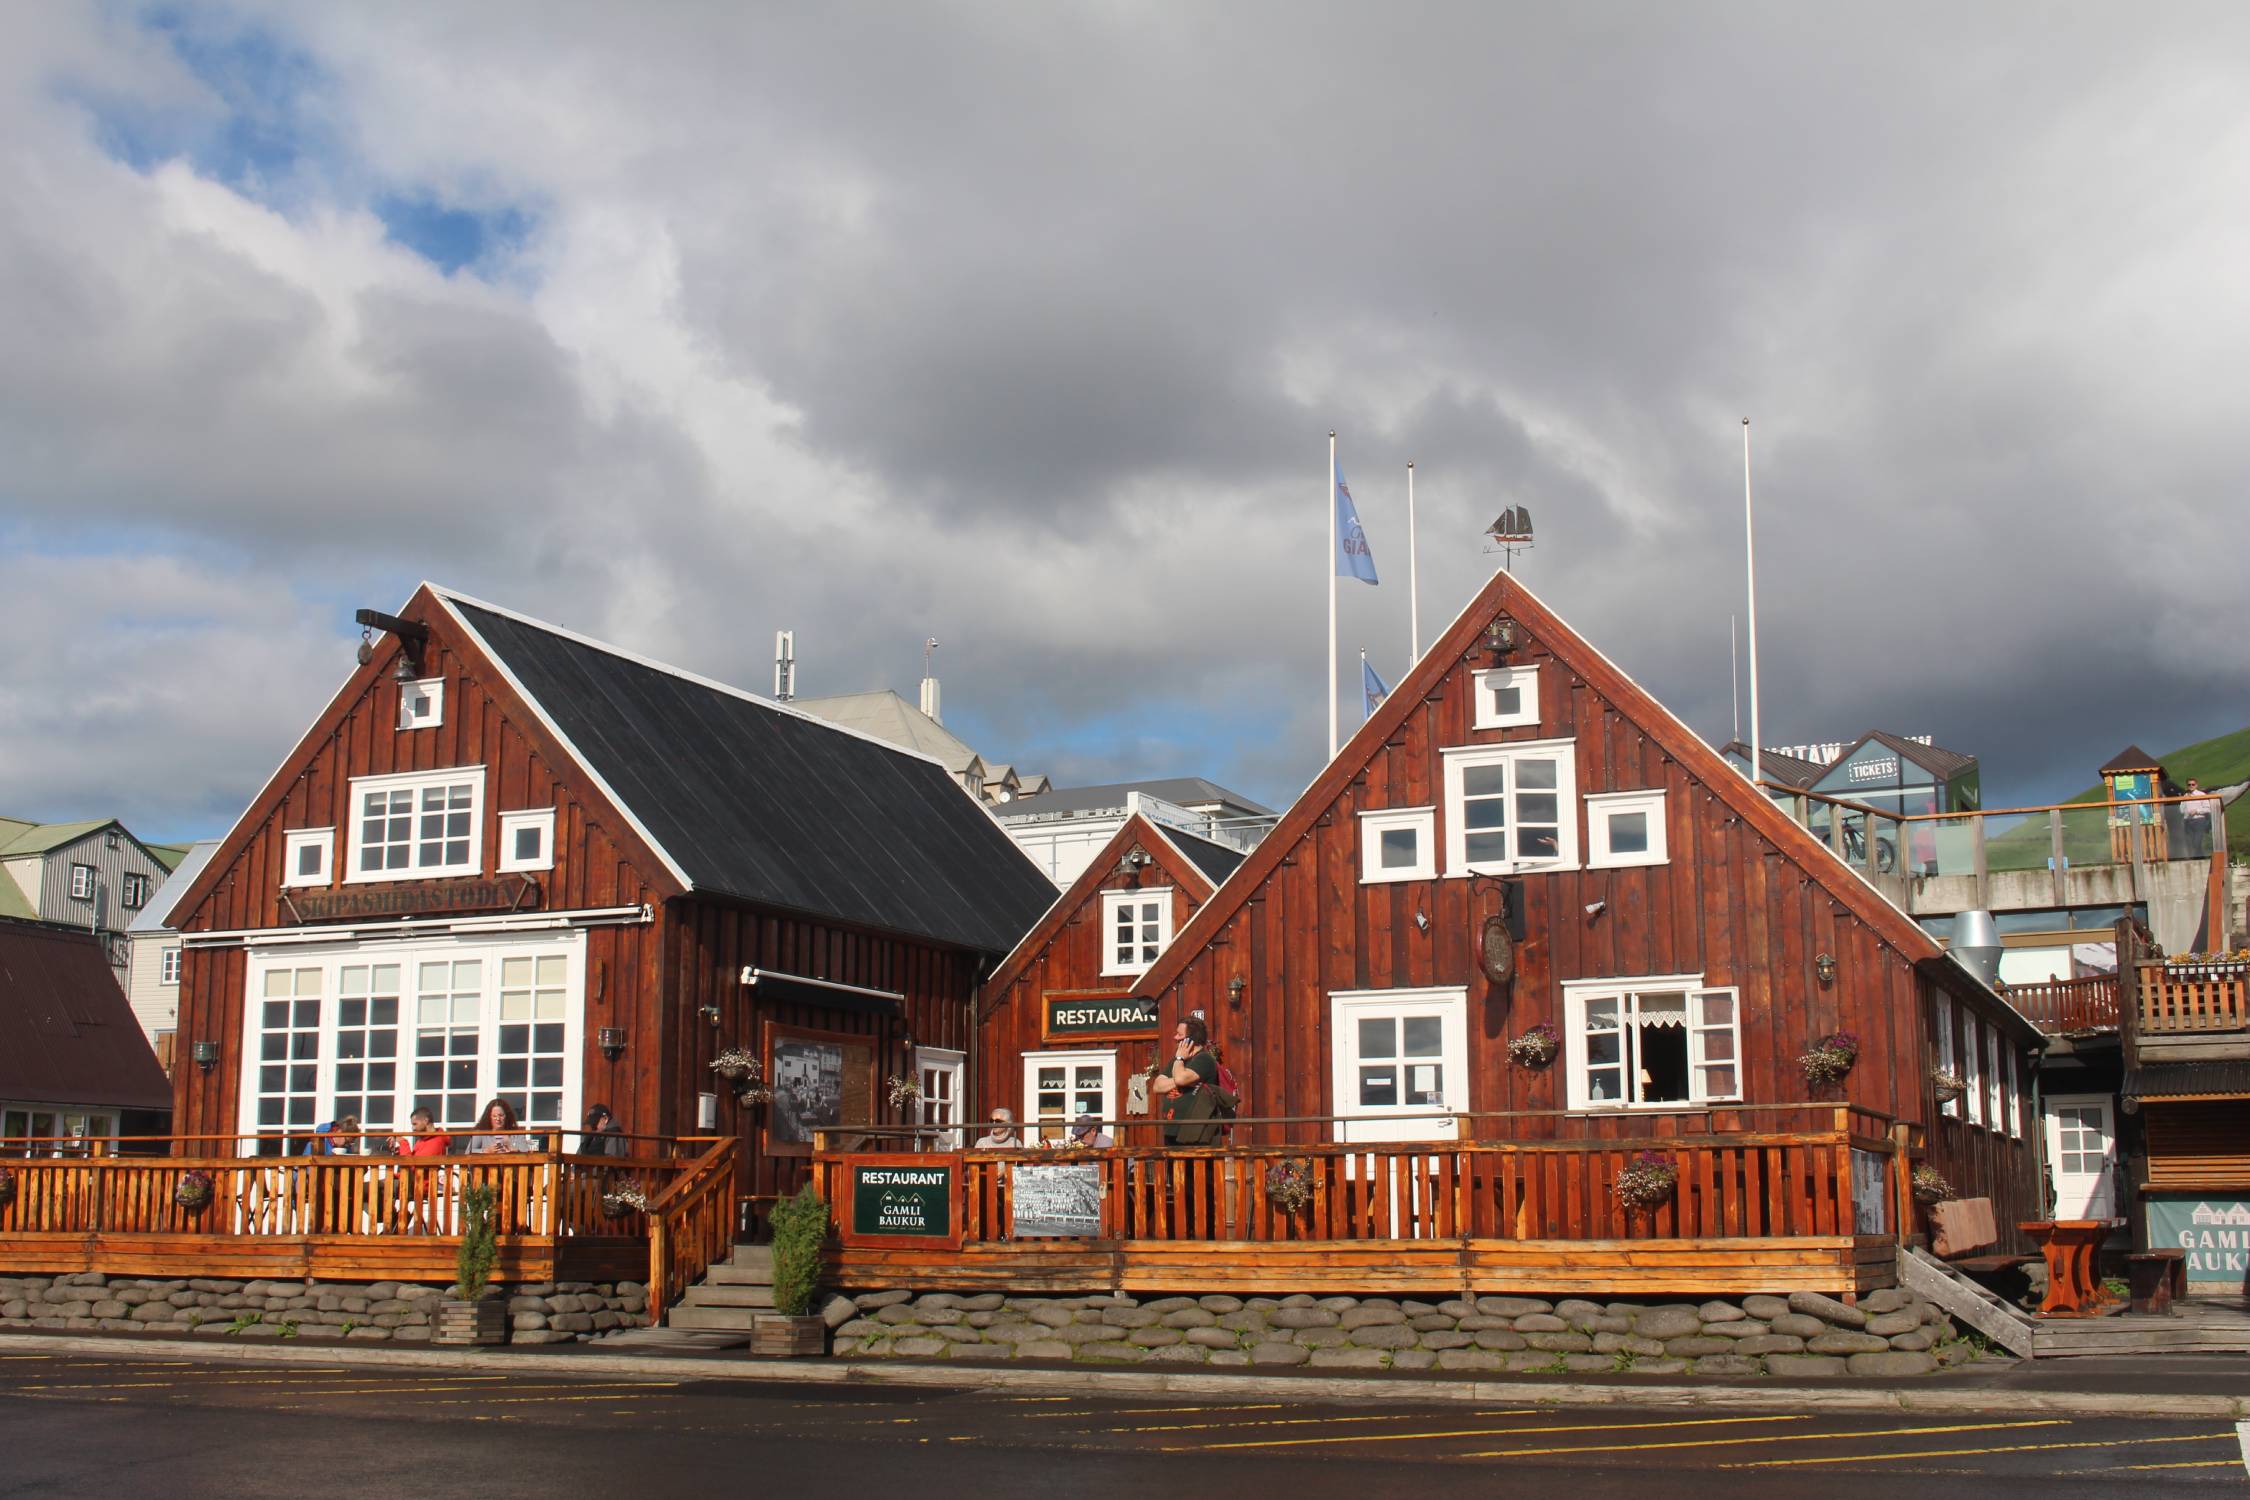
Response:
[0,1136,737,1318]
[2130,957,2250,1064]
[815,1105,1906,1299]
[2002,974,2120,1034]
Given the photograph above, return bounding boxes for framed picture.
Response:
[764,1024,874,1156]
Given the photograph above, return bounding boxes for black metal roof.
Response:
[2125,1062,2250,1101]
[0,918,173,1112]
[1155,825,1248,885]
[447,596,1058,957]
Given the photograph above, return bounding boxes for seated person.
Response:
[304,1114,362,1155]
[1058,1113,1114,1149]
[392,1107,451,1157]
[578,1103,628,1157]
[464,1097,538,1153]
[971,1107,1022,1149]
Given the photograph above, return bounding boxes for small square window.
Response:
[498,809,557,873]
[398,677,445,731]
[69,864,96,901]
[1586,790,1668,869]
[1358,807,1436,883]
[1472,665,1540,729]
[1099,889,1171,976]
[282,829,335,888]
[160,947,181,985]
[121,873,150,909]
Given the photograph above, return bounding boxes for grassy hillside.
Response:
[2060,724,2250,858]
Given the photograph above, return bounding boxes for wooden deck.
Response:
[2033,1297,2250,1357]
[816,1108,1909,1299]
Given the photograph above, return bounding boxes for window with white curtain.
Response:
[1562,978,1741,1110]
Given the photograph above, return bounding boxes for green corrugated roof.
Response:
[0,877,35,921]
[0,818,115,859]
[144,843,191,871]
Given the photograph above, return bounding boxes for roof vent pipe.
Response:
[1948,909,2003,987]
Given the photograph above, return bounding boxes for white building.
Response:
[994,778,1276,886]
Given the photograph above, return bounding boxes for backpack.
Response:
[1210,1061,1241,1117]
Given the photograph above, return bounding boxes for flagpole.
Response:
[1742,419,1764,789]
[1407,461,1420,662]
[1328,430,1339,760]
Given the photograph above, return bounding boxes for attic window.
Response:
[398,677,445,731]
[347,768,483,881]
[70,864,96,901]
[1473,665,1540,729]
[498,809,556,873]
[284,829,334,888]
[121,873,150,909]
[1101,889,1171,976]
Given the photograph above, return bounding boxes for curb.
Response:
[4,1332,2245,1420]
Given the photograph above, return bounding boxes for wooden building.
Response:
[976,813,1245,1141]
[164,585,1057,1218]
[0,917,173,1150]
[1115,569,2041,1222]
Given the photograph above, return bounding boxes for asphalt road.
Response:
[0,1352,2243,1499]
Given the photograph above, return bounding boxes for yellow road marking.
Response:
[1726,1430,2229,1468]
[2122,1459,2244,1471]
[1165,1414,1809,1453]
[1020,1403,1293,1419]
[1134,1408,1544,1435]
[1458,1419,2066,1461]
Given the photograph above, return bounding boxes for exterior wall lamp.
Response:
[597,1027,627,1061]
[697,1004,722,1028]
[1814,953,1838,986]
[190,1040,220,1072]
[1227,977,1246,1009]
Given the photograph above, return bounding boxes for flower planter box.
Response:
[750,1314,826,1358]
[432,1295,508,1346]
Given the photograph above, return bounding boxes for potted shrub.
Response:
[432,1184,507,1345]
[1799,1030,1859,1087]
[1911,1165,1956,1205]
[174,1169,215,1212]
[752,1185,830,1357]
[1507,1023,1561,1070]
[1612,1151,1677,1214]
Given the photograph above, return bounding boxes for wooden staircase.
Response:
[1899,1246,2036,1357]
[1903,1247,2250,1356]
[665,1243,775,1332]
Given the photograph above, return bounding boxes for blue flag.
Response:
[1363,655,1390,718]
[1334,465,1379,584]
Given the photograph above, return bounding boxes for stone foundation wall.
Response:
[831,1288,1979,1377]
[0,1273,647,1344]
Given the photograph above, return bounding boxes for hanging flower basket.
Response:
[174,1170,214,1212]
[886,1075,923,1111]
[1265,1158,1315,1215]
[1799,1030,1859,1087]
[1929,1068,1967,1104]
[600,1181,650,1220]
[1612,1152,1677,1214]
[710,1047,759,1081]
[1911,1166,1955,1205]
[1507,1023,1560,1070]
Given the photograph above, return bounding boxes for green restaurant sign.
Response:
[2145,1197,2250,1285]
[1043,993,1159,1040]
[843,1155,961,1249]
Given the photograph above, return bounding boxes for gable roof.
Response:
[1720,741,1830,790]
[127,840,222,935]
[980,812,1224,1006]
[436,589,1058,957]
[1155,825,1248,885]
[1133,569,1999,1018]
[0,917,172,1112]
[791,690,986,776]
[1857,729,1977,781]
[2099,744,2165,776]
[0,818,116,859]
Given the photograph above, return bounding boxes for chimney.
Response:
[919,637,941,722]
[773,630,795,702]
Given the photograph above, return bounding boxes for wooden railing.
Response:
[2002,974,2120,1033]
[647,1138,741,1324]
[2138,959,2250,1034]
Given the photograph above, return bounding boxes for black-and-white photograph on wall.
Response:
[772,1038,845,1145]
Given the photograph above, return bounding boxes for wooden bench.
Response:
[1931,1196,2039,1291]
[2126,1249,2187,1316]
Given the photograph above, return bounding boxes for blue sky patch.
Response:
[373,195,535,275]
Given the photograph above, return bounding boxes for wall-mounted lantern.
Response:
[597,1026,628,1061]
[1814,952,1838,987]
[1227,977,1246,1010]
[190,1040,221,1072]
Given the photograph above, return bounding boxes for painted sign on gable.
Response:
[1043,992,1159,1041]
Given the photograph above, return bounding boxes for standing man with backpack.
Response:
[1151,1016,1235,1146]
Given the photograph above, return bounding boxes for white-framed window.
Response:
[160,946,181,985]
[1024,1050,1114,1145]
[498,809,557,873]
[238,932,583,1152]
[121,873,150,909]
[1984,1022,2004,1129]
[1359,806,1436,883]
[1099,888,1171,976]
[1472,665,1540,729]
[347,767,483,881]
[69,864,96,901]
[1936,994,1960,1119]
[2000,1044,2021,1140]
[917,1046,965,1144]
[1963,1012,1985,1126]
[398,677,445,730]
[1442,740,1579,874]
[1329,987,1468,1142]
[283,828,334,887]
[1586,790,1668,869]
[1562,977,1742,1110]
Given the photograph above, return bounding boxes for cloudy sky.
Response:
[4,2,2246,840]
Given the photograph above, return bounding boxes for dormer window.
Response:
[398,678,445,731]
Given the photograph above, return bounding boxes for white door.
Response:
[2044,1094,2117,1219]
